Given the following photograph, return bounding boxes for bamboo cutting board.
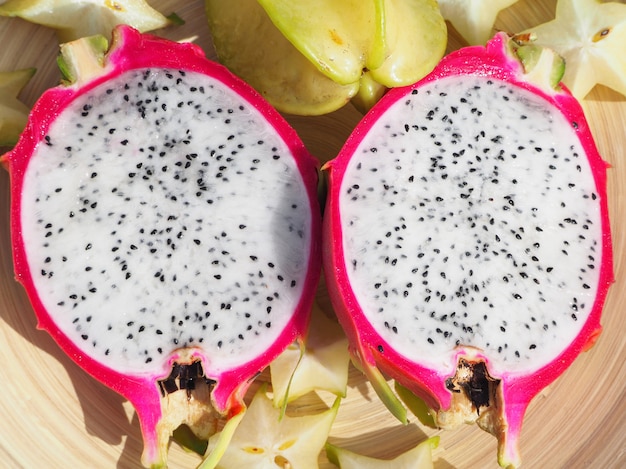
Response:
[0,1,624,468]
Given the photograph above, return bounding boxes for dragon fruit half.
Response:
[2,25,321,467]
[323,33,613,468]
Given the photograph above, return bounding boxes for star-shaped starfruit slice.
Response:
[205,0,358,116]
[257,0,386,86]
[438,0,520,45]
[518,0,626,100]
[270,302,350,408]
[259,0,448,102]
[0,0,172,42]
[202,386,340,469]
[325,436,439,469]
[0,67,35,147]
[205,0,446,115]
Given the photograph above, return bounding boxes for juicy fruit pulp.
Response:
[21,67,313,378]
[323,33,612,468]
[3,26,321,467]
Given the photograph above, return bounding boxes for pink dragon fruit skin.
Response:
[3,26,321,467]
[323,32,613,468]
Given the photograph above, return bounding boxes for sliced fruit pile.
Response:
[0,1,623,469]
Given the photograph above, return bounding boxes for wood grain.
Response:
[0,1,624,468]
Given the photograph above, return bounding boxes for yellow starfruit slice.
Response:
[519,0,626,100]
[0,67,35,147]
[257,0,386,86]
[206,0,447,115]
[204,386,340,469]
[270,302,350,408]
[0,0,172,42]
[438,0,520,45]
[206,0,358,116]
[370,0,447,87]
[325,436,439,469]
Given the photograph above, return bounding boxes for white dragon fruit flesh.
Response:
[2,26,321,468]
[323,32,613,468]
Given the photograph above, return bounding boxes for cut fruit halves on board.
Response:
[2,25,322,468]
[323,32,613,468]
